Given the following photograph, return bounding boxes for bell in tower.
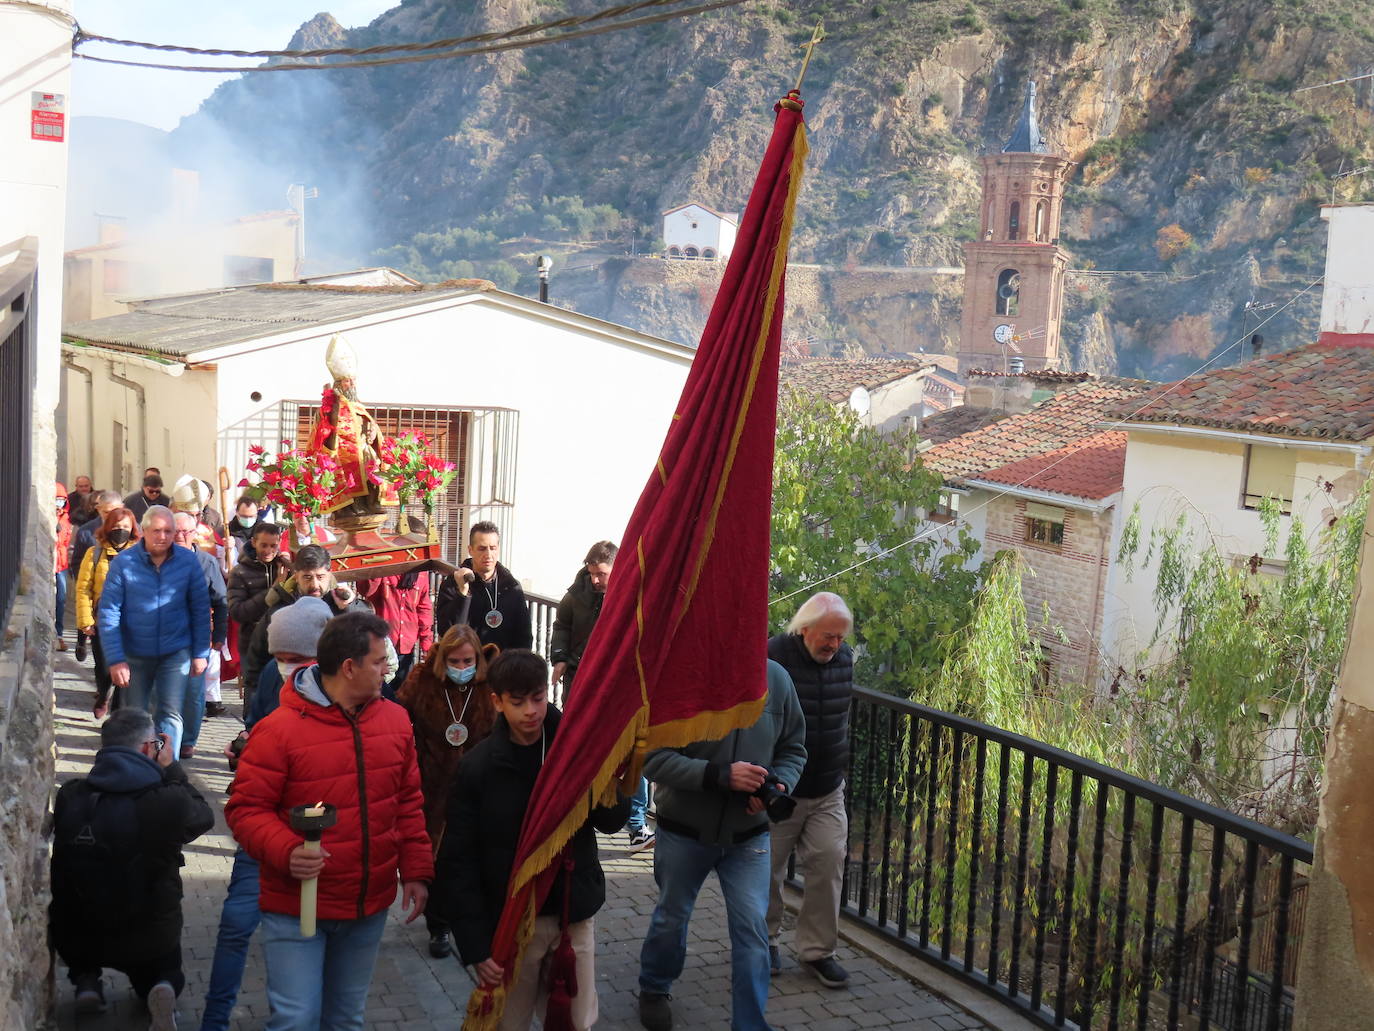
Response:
[957,80,1073,375]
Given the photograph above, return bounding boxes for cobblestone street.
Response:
[49,652,991,1030]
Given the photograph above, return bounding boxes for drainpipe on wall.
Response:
[107,366,147,475]
[62,358,95,480]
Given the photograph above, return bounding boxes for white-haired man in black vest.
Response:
[764,591,854,989]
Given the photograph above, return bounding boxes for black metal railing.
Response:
[0,239,37,633]
[526,592,562,705]
[816,687,1310,1031]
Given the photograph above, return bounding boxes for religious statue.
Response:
[308,335,386,517]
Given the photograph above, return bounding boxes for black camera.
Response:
[753,775,796,823]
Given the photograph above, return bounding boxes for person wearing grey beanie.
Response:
[267,596,332,661]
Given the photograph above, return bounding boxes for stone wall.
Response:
[985,494,1113,682]
[0,417,57,1030]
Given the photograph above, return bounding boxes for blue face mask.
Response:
[446,665,476,685]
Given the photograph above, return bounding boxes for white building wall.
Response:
[1319,203,1374,336]
[663,206,733,257]
[1100,429,1368,667]
[209,297,692,596]
[863,374,928,435]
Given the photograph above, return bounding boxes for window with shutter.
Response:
[1242,445,1295,514]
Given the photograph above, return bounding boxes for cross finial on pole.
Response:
[793,21,826,93]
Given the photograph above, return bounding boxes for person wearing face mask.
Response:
[54,482,74,652]
[227,495,265,559]
[202,597,332,1031]
[75,508,141,719]
[395,624,498,958]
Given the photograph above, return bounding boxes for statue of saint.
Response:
[309,335,385,516]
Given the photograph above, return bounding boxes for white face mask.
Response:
[277,660,305,683]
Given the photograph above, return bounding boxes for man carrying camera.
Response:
[637,660,806,1031]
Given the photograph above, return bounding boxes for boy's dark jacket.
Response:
[435,706,630,966]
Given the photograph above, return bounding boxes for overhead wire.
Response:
[72,0,749,73]
[767,272,1327,609]
[75,0,706,58]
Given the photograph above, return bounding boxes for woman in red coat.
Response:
[54,482,73,651]
[395,623,497,957]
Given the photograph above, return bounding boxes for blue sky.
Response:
[72,0,396,131]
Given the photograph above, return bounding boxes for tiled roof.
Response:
[970,431,1128,501]
[1106,337,1374,441]
[922,379,1153,490]
[780,358,928,404]
[918,405,1008,446]
[966,369,1094,382]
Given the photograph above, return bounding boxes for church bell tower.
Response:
[958,81,1072,375]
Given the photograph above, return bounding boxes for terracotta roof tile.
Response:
[972,431,1128,501]
[922,379,1153,490]
[1107,338,1374,441]
[780,358,928,404]
[918,405,1008,446]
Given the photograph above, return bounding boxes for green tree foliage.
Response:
[1111,484,1369,833]
[769,387,982,694]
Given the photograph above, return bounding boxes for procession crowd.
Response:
[49,472,858,1031]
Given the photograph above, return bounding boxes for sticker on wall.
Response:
[31,92,65,143]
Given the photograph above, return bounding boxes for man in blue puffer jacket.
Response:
[98,505,211,749]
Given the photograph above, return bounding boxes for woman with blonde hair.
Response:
[396,622,498,957]
[75,507,140,719]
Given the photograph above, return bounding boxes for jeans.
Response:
[200,849,261,1031]
[184,654,221,753]
[639,827,774,1031]
[628,777,650,834]
[55,571,68,635]
[125,649,191,756]
[260,909,387,1031]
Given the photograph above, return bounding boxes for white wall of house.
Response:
[204,294,692,596]
[860,373,928,434]
[662,205,736,259]
[1100,428,1369,668]
[61,348,218,494]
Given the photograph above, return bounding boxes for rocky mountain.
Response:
[172,0,1374,379]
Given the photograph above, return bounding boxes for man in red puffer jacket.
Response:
[225,610,432,1030]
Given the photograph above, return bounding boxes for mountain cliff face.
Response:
[176,0,1374,378]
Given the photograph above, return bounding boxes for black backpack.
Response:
[51,781,157,934]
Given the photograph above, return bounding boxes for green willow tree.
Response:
[769,386,982,695]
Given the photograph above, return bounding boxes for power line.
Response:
[768,273,1328,609]
[74,0,707,59]
[72,0,748,73]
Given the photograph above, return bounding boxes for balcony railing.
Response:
[808,686,1310,1031]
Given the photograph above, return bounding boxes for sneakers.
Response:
[146,980,177,1030]
[638,991,672,1031]
[769,945,783,976]
[428,930,453,958]
[804,955,851,989]
[74,975,105,1013]
[628,827,655,852]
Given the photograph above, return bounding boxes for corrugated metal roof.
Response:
[61,280,493,358]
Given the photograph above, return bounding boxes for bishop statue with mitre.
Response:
[309,335,385,516]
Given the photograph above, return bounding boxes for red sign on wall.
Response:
[31,92,65,143]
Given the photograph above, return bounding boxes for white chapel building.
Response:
[662,203,738,262]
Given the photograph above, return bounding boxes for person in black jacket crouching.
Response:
[50,708,215,1027]
[436,649,629,1029]
[764,591,855,989]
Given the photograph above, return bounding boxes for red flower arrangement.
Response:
[373,431,457,510]
[238,442,341,519]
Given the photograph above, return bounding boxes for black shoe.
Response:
[428,930,452,958]
[638,990,672,1031]
[75,638,88,662]
[204,701,228,718]
[769,945,783,976]
[804,956,850,988]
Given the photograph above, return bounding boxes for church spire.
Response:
[1002,79,1049,154]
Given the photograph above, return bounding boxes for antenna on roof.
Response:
[1241,296,1276,362]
